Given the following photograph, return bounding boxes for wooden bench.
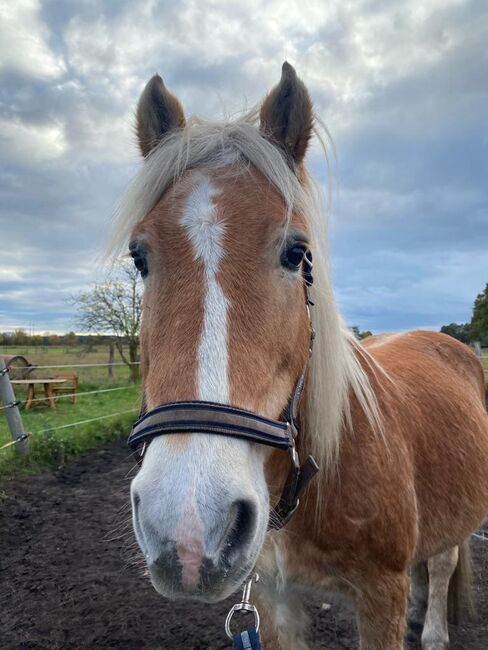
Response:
[50,371,79,404]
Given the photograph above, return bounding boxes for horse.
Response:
[111,62,488,649]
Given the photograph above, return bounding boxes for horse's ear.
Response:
[260,62,313,166]
[136,75,186,157]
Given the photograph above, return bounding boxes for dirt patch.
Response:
[1,441,487,649]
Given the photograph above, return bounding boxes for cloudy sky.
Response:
[0,0,486,333]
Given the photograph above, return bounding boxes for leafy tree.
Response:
[470,283,488,345]
[351,325,373,340]
[64,331,77,346]
[13,328,29,346]
[440,322,471,344]
[75,262,142,381]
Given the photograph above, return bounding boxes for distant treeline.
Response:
[440,283,488,346]
[0,329,129,348]
[439,323,486,346]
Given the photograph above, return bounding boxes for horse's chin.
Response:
[148,561,255,603]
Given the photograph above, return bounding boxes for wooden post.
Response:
[108,342,114,383]
[473,341,481,358]
[0,358,29,454]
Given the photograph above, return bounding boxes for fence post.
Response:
[473,341,481,358]
[108,343,114,383]
[0,358,29,454]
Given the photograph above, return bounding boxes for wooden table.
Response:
[11,378,67,410]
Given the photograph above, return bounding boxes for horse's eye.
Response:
[130,248,148,278]
[282,243,308,270]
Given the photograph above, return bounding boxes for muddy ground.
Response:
[1,441,487,649]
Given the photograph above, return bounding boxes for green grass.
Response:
[0,345,141,481]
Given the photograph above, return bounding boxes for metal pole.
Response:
[0,358,29,454]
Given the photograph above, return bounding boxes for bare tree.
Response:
[75,262,142,381]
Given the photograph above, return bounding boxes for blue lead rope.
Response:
[233,626,263,650]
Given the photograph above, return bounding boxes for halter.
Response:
[128,249,319,530]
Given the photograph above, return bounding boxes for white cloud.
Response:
[0,268,23,281]
[0,117,67,162]
[0,0,65,79]
[58,0,484,159]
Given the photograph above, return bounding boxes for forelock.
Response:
[107,109,315,262]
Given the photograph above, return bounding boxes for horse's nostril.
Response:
[132,490,141,511]
[202,555,217,573]
[223,499,256,563]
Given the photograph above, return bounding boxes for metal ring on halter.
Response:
[225,602,260,639]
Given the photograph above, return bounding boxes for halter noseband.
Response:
[128,250,319,530]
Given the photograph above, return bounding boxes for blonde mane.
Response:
[109,109,383,473]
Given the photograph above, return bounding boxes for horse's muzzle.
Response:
[133,493,258,600]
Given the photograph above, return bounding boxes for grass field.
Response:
[0,345,141,480]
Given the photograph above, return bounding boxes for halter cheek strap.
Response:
[128,249,319,530]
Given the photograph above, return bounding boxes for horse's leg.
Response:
[355,570,409,650]
[421,546,458,650]
[255,583,310,650]
[407,561,429,642]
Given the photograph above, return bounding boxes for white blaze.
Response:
[180,175,229,403]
